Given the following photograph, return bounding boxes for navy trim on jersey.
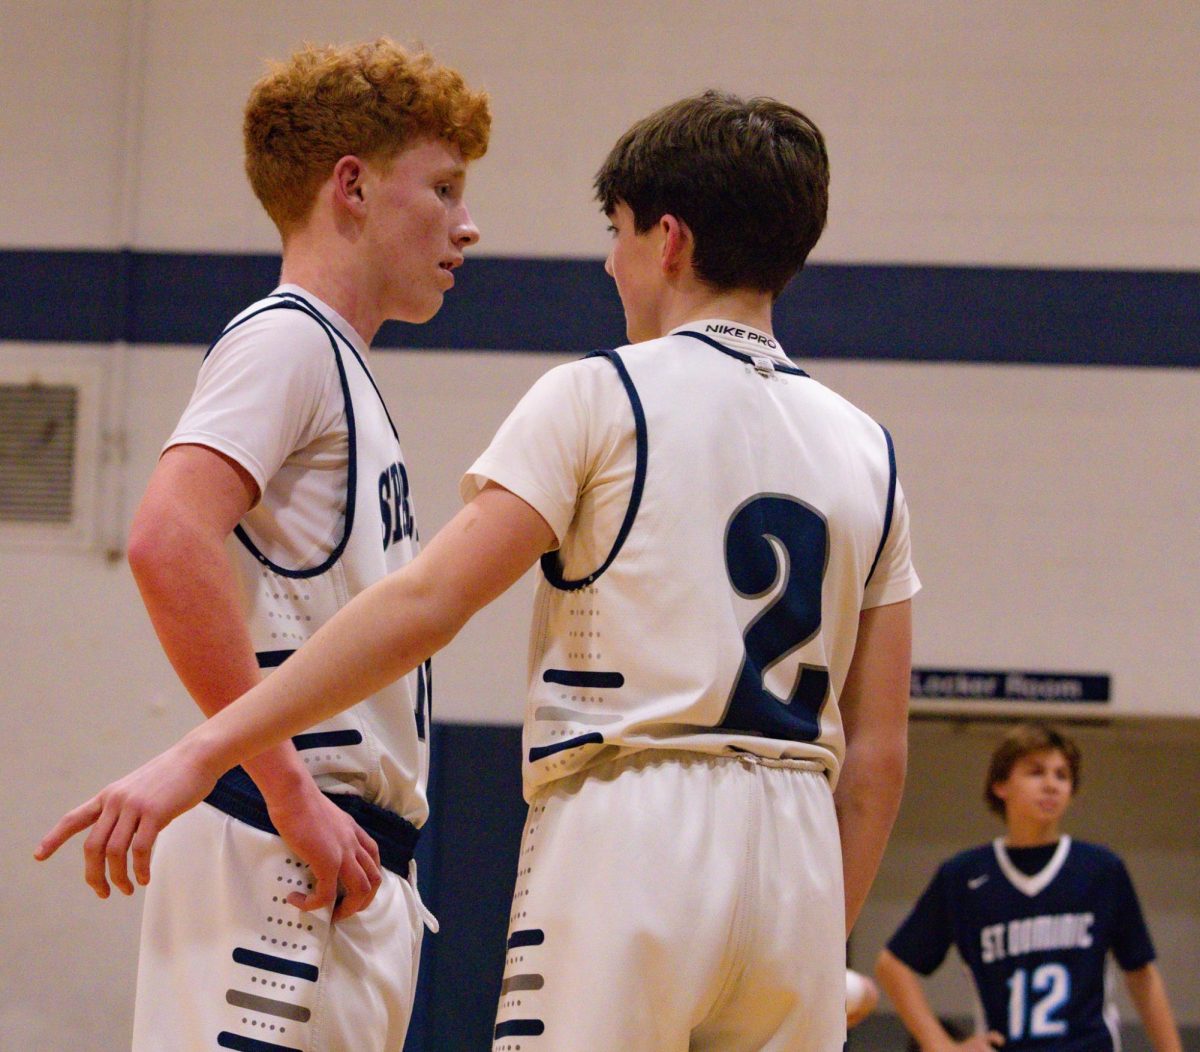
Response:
[225,990,311,1023]
[217,1031,302,1051]
[865,425,898,587]
[207,296,359,580]
[676,329,811,377]
[231,948,319,982]
[528,732,605,762]
[539,349,648,591]
[204,765,419,876]
[494,1021,546,1039]
[507,929,545,948]
[255,649,295,668]
[275,291,401,442]
[542,669,625,688]
[292,729,364,751]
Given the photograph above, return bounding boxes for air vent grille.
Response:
[0,383,78,524]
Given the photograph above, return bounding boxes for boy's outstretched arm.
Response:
[36,483,555,907]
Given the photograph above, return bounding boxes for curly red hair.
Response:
[244,38,491,233]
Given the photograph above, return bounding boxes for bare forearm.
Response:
[179,486,553,784]
[182,559,459,779]
[836,730,906,932]
[129,509,308,796]
[875,950,954,1052]
[130,515,261,712]
[1126,964,1183,1052]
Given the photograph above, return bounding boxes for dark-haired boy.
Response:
[876,723,1181,1052]
[41,90,918,1051]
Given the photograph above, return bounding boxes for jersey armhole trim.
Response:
[275,291,400,442]
[539,350,647,592]
[865,424,897,587]
[215,297,358,580]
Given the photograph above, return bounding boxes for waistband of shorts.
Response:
[730,753,827,773]
[590,746,830,777]
[203,765,420,876]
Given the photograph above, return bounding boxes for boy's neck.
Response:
[659,284,775,340]
[279,253,381,347]
[1004,820,1062,848]
[277,207,388,346]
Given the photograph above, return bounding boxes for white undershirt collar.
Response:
[993,835,1072,897]
[671,318,792,363]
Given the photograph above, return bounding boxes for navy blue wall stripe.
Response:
[2,249,1196,366]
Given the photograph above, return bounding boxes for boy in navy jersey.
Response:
[876,723,1181,1052]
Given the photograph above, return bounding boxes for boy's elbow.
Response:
[126,508,194,587]
[126,514,164,582]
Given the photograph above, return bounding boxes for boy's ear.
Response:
[332,155,368,214]
[659,213,694,275]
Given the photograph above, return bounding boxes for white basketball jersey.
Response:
[465,320,919,798]
[169,286,431,824]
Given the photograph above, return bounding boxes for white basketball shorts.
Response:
[132,802,424,1052]
[492,749,847,1052]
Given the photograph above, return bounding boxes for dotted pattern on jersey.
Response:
[216,855,328,1051]
[493,801,548,1049]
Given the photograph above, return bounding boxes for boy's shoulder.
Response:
[1064,838,1126,872]
[940,842,999,878]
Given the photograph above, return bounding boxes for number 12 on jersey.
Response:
[719,494,830,742]
[1008,963,1070,1041]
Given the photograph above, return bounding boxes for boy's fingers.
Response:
[130,818,160,886]
[356,826,381,868]
[82,804,123,899]
[104,809,141,896]
[287,871,338,915]
[332,856,380,920]
[34,798,104,861]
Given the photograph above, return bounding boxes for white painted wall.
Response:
[2,1,1197,1047]
[3,0,1198,265]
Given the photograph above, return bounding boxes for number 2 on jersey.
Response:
[720,494,830,742]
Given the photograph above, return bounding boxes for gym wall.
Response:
[2,2,1196,1048]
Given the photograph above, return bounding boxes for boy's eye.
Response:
[606,224,617,235]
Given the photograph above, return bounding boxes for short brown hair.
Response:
[594,90,829,298]
[244,38,491,234]
[984,722,1082,816]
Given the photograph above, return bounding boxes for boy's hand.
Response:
[263,783,383,920]
[34,744,217,896]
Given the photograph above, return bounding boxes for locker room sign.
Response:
[911,668,1111,704]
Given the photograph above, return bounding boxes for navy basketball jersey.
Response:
[888,837,1156,1051]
